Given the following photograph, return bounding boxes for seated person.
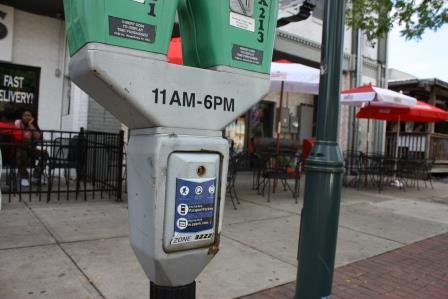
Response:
[15,110,49,187]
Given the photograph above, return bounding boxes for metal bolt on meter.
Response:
[63,0,278,297]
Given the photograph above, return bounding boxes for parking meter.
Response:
[64,0,278,297]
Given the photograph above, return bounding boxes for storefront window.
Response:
[224,101,275,152]
[0,62,40,122]
[250,101,274,139]
[249,105,264,137]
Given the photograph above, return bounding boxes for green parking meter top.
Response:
[63,0,177,57]
[178,0,278,74]
[64,0,278,75]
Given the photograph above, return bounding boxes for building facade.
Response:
[0,3,122,133]
[265,0,388,154]
[0,1,389,151]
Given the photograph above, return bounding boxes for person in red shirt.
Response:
[15,110,48,187]
[0,121,23,142]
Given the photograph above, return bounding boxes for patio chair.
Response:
[226,153,240,210]
[1,134,53,201]
[379,156,398,191]
[47,136,87,199]
[252,138,301,194]
[251,138,274,192]
[364,153,385,192]
[413,158,434,190]
[343,150,363,188]
[259,151,302,203]
[0,134,19,193]
[394,157,414,191]
[252,151,271,192]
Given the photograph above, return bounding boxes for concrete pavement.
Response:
[242,233,448,299]
[1,173,448,298]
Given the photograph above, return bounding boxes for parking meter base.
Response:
[127,128,229,286]
[69,43,271,130]
[150,281,195,299]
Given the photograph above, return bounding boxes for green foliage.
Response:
[346,0,448,41]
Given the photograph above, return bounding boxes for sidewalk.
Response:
[240,233,448,299]
[1,173,448,298]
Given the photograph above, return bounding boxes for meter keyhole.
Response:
[197,166,206,177]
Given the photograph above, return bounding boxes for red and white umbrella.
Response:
[341,84,417,159]
[357,100,448,160]
[270,60,320,95]
[357,100,448,122]
[341,84,417,107]
[269,59,320,155]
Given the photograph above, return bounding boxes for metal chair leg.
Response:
[281,179,287,192]
[428,175,434,189]
[294,178,299,204]
[267,178,271,202]
[227,186,237,210]
[232,183,240,205]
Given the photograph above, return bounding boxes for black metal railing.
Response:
[385,132,429,160]
[0,127,125,202]
[343,151,434,192]
[386,132,448,162]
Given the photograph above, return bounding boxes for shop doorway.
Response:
[224,101,275,152]
[298,104,314,144]
[249,101,275,140]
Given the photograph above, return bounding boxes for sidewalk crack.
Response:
[24,202,106,299]
[339,225,407,245]
[221,234,298,267]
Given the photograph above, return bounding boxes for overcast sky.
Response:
[388,24,448,82]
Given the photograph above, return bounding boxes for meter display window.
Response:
[229,0,254,17]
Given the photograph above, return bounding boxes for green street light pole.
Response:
[295,0,346,298]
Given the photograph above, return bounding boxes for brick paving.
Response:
[240,233,448,299]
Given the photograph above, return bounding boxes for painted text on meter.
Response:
[152,88,235,112]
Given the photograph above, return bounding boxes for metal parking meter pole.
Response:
[295,0,346,298]
[150,281,195,299]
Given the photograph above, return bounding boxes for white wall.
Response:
[87,97,122,133]
[264,90,314,112]
[12,9,67,130]
[61,83,88,132]
[278,13,323,45]
[0,4,14,61]
[363,36,378,61]
[277,13,353,57]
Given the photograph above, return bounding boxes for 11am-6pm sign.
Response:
[0,62,40,121]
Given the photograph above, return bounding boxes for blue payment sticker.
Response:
[174,178,216,235]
